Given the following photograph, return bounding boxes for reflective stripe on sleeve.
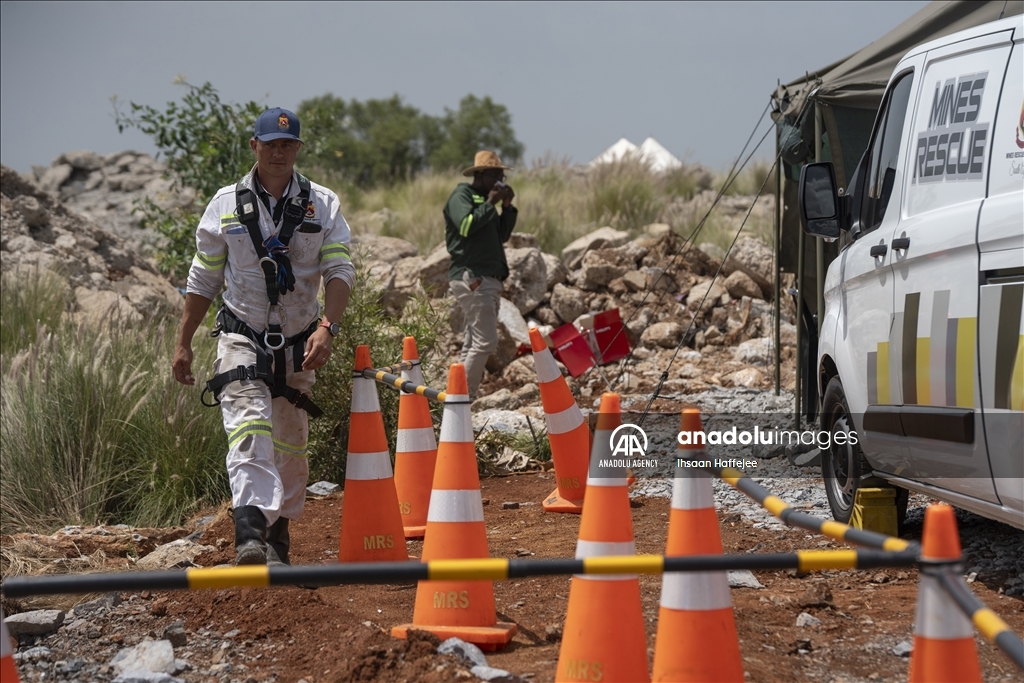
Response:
[460,214,473,237]
[320,243,350,260]
[194,251,227,271]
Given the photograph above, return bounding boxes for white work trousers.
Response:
[215,333,311,525]
[450,275,503,399]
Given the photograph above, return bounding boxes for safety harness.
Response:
[201,174,324,418]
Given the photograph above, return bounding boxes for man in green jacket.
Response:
[444,150,518,399]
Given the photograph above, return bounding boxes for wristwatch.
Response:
[319,319,340,337]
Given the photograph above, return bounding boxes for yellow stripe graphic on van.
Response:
[955,317,976,408]
[876,342,890,405]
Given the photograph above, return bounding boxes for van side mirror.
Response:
[799,162,841,239]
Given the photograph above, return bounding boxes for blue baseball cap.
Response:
[254,107,302,142]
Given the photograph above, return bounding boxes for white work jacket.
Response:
[186,167,355,338]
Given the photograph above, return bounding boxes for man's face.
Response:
[475,168,505,192]
[250,138,302,179]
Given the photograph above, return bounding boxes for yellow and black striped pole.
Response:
[710,463,917,553]
[360,367,446,403]
[936,568,1024,670]
[1,549,916,598]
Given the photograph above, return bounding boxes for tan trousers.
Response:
[450,275,503,399]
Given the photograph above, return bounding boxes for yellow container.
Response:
[850,487,899,537]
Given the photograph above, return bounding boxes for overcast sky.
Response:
[0,1,928,173]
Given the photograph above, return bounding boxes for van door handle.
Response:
[891,237,910,250]
[870,244,888,258]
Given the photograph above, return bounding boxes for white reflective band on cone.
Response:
[351,377,382,413]
[346,450,394,480]
[397,427,437,453]
[533,347,562,383]
[915,575,975,639]
[661,571,732,610]
[439,395,472,443]
[545,403,584,435]
[427,489,485,523]
[401,365,425,387]
[575,540,637,581]
[671,469,715,510]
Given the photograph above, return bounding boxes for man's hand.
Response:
[487,186,504,205]
[501,184,515,208]
[173,343,196,385]
[302,327,333,371]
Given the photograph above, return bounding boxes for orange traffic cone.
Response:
[909,504,982,683]
[391,363,517,650]
[338,345,409,562]
[530,327,589,513]
[392,337,438,539]
[1,603,19,683]
[556,392,650,683]
[653,408,743,682]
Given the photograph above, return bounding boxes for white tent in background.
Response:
[589,137,682,172]
[589,137,638,166]
[637,137,682,172]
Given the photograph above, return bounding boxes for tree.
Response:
[428,95,524,171]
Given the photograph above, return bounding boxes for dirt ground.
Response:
[36,473,1010,683]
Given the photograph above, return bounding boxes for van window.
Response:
[861,73,914,233]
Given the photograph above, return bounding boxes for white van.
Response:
[798,15,1023,529]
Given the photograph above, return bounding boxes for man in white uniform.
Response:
[172,107,354,566]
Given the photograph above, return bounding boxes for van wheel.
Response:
[820,377,871,523]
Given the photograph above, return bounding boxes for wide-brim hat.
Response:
[462,150,512,177]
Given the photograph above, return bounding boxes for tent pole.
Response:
[774,122,782,396]
[795,208,805,430]
[814,103,825,341]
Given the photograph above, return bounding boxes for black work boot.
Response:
[233,506,268,565]
[266,517,290,566]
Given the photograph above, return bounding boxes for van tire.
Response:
[820,377,872,524]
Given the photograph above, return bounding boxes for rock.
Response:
[699,242,726,261]
[545,623,563,642]
[503,247,547,314]
[549,284,587,324]
[419,243,451,297]
[561,226,630,269]
[644,223,672,237]
[724,270,762,300]
[503,356,538,386]
[306,481,339,496]
[502,502,520,510]
[13,195,49,228]
[892,641,913,657]
[71,593,121,617]
[574,250,628,290]
[727,570,765,589]
[791,448,821,468]
[798,582,834,607]
[512,382,539,404]
[437,637,488,668]
[644,266,678,293]
[686,279,727,312]
[541,253,568,290]
[533,304,560,326]
[162,621,187,648]
[38,163,73,192]
[12,646,51,662]
[621,270,647,292]
[4,609,65,637]
[752,442,787,459]
[723,237,773,296]
[472,409,529,435]
[136,538,215,570]
[641,322,683,349]
[350,233,418,262]
[734,337,773,365]
[487,297,531,375]
[110,640,175,675]
[471,665,527,683]
[474,389,517,411]
[112,672,184,683]
[59,150,105,172]
[724,368,763,388]
[507,232,539,249]
[795,612,822,628]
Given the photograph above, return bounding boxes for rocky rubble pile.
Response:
[29,150,193,247]
[355,222,796,408]
[0,165,182,322]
